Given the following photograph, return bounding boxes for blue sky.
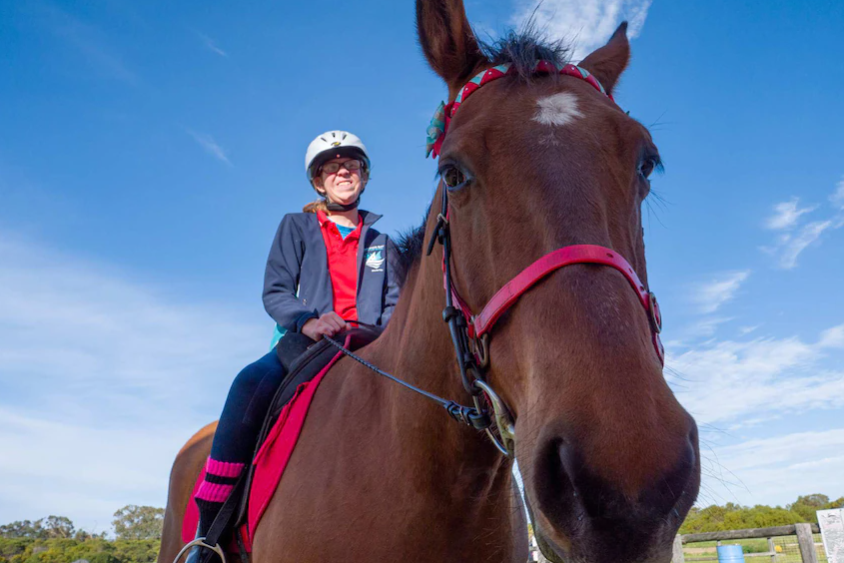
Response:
[1,0,842,533]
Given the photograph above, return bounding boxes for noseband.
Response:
[425,60,665,455]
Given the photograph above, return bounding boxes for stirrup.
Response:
[173,537,227,563]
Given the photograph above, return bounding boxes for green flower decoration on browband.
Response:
[425,101,446,158]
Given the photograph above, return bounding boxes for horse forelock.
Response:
[477,26,571,81]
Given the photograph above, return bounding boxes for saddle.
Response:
[239,325,381,521]
[182,326,381,561]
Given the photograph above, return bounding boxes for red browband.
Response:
[427,61,616,159]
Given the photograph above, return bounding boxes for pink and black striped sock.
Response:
[194,457,245,536]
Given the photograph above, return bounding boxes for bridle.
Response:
[327,59,664,457]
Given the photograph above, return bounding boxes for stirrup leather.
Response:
[173,537,227,563]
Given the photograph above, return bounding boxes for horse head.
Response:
[416,1,701,561]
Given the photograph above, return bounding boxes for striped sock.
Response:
[194,457,245,536]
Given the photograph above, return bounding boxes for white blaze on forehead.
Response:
[533,92,584,126]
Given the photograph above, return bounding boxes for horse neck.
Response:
[366,246,513,498]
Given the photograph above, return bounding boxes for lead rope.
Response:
[321,336,491,430]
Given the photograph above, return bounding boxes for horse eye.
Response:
[442,166,467,190]
[639,156,661,179]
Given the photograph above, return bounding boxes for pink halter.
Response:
[426,59,665,366]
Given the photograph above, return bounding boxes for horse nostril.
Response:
[554,435,697,521]
[555,443,603,517]
[533,439,582,526]
[640,438,697,517]
[557,443,581,490]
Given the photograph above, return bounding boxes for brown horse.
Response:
[159,1,700,562]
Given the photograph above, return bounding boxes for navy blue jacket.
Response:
[263,210,400,344]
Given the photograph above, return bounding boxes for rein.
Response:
[322,334,492,431]
[327,59,665,459]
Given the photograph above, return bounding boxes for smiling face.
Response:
[313,157,367,205]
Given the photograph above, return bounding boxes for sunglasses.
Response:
[320,160,363,175]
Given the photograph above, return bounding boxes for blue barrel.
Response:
[717,544,745,563]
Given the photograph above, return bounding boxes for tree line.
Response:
[0,506,163,563]
[3,495,842,562]
[680,494,844,534]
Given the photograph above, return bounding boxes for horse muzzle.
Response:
[523,416,700,563]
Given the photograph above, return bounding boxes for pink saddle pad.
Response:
[182,343,347,552]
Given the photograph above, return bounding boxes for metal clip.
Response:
[647,291,662,334]
[471,333,490,369]
[473,380,516,457]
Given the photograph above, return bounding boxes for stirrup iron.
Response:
[173,537,227,563]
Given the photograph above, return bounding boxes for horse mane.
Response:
[477,25,571,80]
[394,215,427,287]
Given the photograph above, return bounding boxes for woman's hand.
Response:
[301,312,349,341]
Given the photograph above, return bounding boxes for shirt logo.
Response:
[365,249,385,271]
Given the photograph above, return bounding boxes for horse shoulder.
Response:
[252,358,403,562]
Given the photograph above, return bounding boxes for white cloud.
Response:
[761,183,844,268]
[185,128,232,166]
[692,271,750,314]
[510,0,653,61]
[776,219,834,269]
[765,197,816,230]
[819,325,844,349]
[667,325,844,426]
[36,2,138,85]
[0,408,187,533]
[702,429,844,506]
[676,316,734,341]
[0,233,268,530]
[831,176,844,209]
[194,30,228,58]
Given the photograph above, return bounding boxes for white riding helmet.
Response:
[305,130,371,183]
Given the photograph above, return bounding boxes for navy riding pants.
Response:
[210,350,286,464]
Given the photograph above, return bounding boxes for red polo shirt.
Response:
[316,210,361,322]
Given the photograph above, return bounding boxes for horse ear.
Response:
[578,22,631,96]
[416,0,486,89]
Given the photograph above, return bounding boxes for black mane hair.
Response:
[477,23,571,80]
[393,213,428,287]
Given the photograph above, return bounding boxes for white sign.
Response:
[818,509,844,563]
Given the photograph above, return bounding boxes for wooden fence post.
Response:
[795,523,819,563]
[672,535,685,563]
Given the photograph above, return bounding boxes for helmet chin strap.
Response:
[325,198,359,212]
[317,182,366,213]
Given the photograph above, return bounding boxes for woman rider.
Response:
[188,130,400,560]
